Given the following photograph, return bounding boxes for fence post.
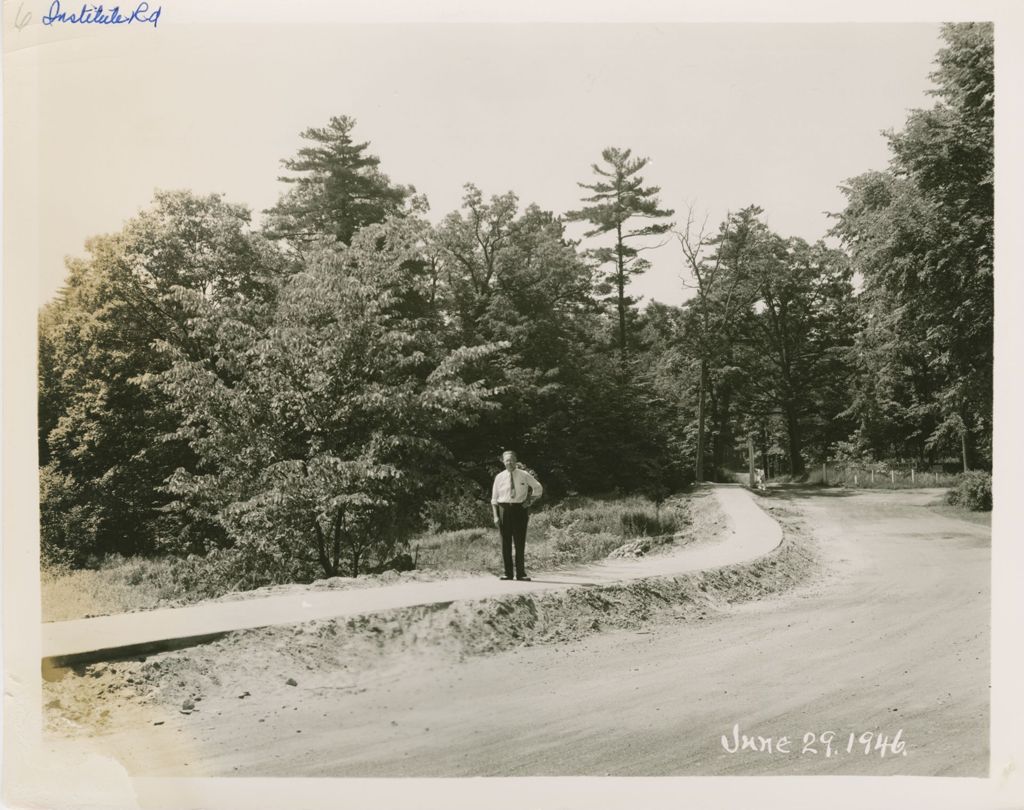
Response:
[890,470,895,487]
[854,473,858,486]
[911,468,915,485]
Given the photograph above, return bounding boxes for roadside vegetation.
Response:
[415,495,689,573]
[41,494,691,622]
[747,465,990,514]
[945,471,992,512]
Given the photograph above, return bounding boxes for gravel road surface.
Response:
[74,487,991,777]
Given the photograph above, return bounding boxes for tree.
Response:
[435,186,617,494]
[263,115,413,249]
[39,191,283,564]
[676,206,762,481]
[434,184,520,345]
[154,217,503,579]
[730,233,856,476]
[672,207,855,479]
[567,148,674,362]
[832,23,993,469]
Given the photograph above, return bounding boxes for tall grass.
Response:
[42,494,693,620]
[41,555,186,622]
[414,494,689,573]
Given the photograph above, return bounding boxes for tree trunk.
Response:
[615,224,627,361]
[784,403,805,477]
[748,435,755,487]
[331,510,343,575]
[708,384,719,482]
[313,520,332,577]
[695,359,708,482]
[714,383,733,475]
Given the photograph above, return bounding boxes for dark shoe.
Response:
[516,576,532,581]
[500,575,514,580]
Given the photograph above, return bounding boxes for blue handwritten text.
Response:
[41,1,161,28]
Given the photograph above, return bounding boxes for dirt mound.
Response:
[44,500,817,737]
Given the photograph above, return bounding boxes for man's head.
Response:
[501,450,517,471]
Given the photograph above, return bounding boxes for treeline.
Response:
[38,24,992,578]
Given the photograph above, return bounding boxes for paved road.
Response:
[91,487,989,777]
[42,485,779,664]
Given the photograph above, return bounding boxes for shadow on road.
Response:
[756,485,859,501]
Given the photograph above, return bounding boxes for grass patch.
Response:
[923,499,992,528]
[41,555,186,622]
[414,494,690,574]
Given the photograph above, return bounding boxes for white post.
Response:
[890,470,895,486]
[911,468,915,484]
[854,473,858,486]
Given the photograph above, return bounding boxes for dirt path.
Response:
[59,487,989,777]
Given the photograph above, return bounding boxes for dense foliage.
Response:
[946,471,992,512]
[832,23,993,470]
[39,191,283,565]
[39,26,993,579]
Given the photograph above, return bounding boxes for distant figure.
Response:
[491,450,543,581]
[755,468,766,491]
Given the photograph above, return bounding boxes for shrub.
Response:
[946,470,992,511]
[544,522,622,564]
[420,483,490,533]
[169,545,321,601]
[620,507,684,538]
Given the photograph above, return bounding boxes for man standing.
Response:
[491,450,543,581]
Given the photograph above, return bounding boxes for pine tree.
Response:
[264,115,412,248]
[567,147,674,361]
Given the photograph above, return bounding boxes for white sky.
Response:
[25,22,943,306]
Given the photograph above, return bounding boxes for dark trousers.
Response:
[496,503,529,577]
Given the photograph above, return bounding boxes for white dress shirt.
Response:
[491,468,543,505]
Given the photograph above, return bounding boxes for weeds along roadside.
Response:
[43,496,816,734]
[41,493,695,623]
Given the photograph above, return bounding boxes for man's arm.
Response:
[491,477,500,525]
[523,472,543,506]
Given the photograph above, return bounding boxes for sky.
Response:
[23,22,944,306]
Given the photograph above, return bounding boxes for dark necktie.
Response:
[509,470,517,499]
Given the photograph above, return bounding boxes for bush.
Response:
[420,483,490,533]
[544,522,623,565]
[169,545,321,601]
[946,470,992,511]
[620,509,682,538]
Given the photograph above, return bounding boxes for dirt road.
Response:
[81,487,990,777]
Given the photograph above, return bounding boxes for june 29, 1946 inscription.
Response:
[721,724,908,758]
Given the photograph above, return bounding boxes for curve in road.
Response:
[42,485,781,665]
